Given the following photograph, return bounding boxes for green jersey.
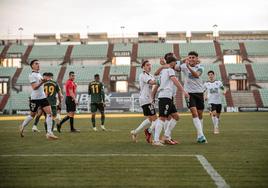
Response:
[88,81,105,103]
[44,80,60,105]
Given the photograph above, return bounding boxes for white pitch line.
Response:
[196,155,230,188]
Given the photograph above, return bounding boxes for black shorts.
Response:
[209,103,222,113]
[90,103,105,113]
[141,104,156,116]
[29,98,50,113]
[158,98,177,117]
[65,96,76,112]
[187,93,204,110]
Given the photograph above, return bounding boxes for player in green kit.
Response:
[88,74,106,131]
[43,72,63,131]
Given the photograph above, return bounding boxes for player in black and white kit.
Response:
[152,56,189,146]
[130,60,157,143]
[19,59,58,140]
[204,70,226,134]
[175,51,207,143]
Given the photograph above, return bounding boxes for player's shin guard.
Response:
[46,114,53,134]
[22,115,33,128]
[154,119,164,142]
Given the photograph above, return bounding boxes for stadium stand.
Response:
[259,89,268,107]
[251,64,268,81]
[28,45,68,60]
[110,65,130,75]
[63,65,104,83]
[0,46,4,53]
[225,64,247,75]
[138,43,173,58]
[113,43,132,52]
[232,91,256,107]
[219,41,240,50]
[71,44,108,59]
[244,41,268,56]
[7,44,27,54]
[0,67,17,78]
[4,91,30,110]
[179,42,216,57]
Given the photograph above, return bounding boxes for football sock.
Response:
[148,119,156,133]
[46,114,53,134]
[22,115,33,128]
[33,115,41,126]
[101,113,105,125]
[52,120,55,131]
[91,115,96,127]
[134,118,150,134]
[200,118,204,129]
[154,119,164,142]
[215,117,219,128]
[60,116,70,126]
[70,117,74,130]
[193,117,204,138]
[165,118,177,140]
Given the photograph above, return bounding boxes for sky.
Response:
[0,0,267,37]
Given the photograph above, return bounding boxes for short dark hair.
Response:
[47,72,53,77]
[188,51,198,57]
[164,53,174,61]
[69,71,75,76]
[43,72,48,76]
[30,59,39,68]
[94,74,100,78]
[208,70,215,75]
[141,60,149,68]
[166,56,177,64]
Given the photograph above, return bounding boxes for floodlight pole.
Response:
[18,27,23,45]
[120,26,125,44]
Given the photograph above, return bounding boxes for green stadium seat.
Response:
[110,65,130,75]
[71,44,108,59]
[179,43,216,57]
[251,64,268,81]
[29,45,68,59]
[64,65,104,83]
[138,43,173,58]
[259,89,268,107]
[7,45,27,54]
[219,41,240,50]
[225,64,247,75]
[0,67,17,78]
[4,91,31,110]
[244,41,268,56]
[113,43,132,51]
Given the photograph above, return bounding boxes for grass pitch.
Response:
[0,112,267,188]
